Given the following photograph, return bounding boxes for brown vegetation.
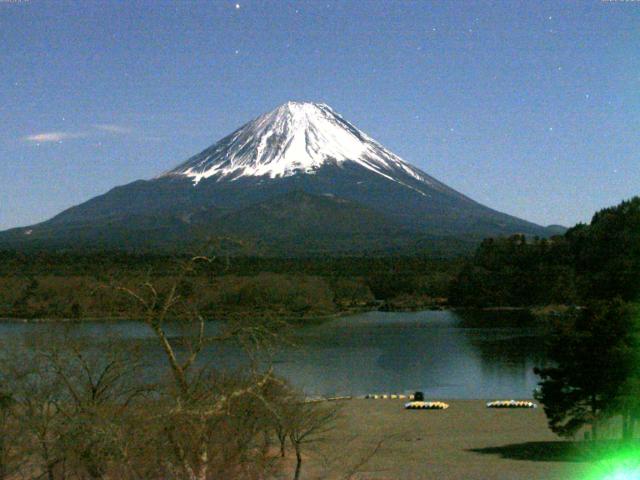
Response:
[0,257,378,479]
[0,273,378,321]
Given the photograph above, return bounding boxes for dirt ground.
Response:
[298,399,592,480]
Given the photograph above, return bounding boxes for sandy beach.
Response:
[298,399,591,480]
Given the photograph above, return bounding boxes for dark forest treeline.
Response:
[0,251,459,278]
[449,197,640,307]
[0,253,461,319]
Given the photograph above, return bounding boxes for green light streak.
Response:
[584,444,640,480]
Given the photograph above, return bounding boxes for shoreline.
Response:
[0,304,557,324]
[307,395,539,403]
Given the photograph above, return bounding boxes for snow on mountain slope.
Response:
[164,101,441,194]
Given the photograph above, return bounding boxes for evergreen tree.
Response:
[534,300,637,440]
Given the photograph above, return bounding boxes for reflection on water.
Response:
[278,310,548,398]
[0,310,549,399]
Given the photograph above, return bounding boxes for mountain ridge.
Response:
[0,101,559,255]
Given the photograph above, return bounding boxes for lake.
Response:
[0,310,548,399]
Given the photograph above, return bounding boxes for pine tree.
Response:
[534,300,637,440]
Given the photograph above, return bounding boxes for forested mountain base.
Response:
[4,196,639,319]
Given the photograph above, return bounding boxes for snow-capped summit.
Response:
[165,101,433,189]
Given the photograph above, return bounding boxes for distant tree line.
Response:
[0,254,461,320]
[0,252,459,278]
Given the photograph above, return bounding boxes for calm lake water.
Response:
[0,310,548,399]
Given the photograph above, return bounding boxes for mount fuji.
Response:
[0,101,558,255]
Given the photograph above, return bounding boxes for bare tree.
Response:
[0,387,17,480]
[116,255,289,480]
[2,341,68,480]
[42,335,148,479]
[287,400,339,480]
[0,330,149,480]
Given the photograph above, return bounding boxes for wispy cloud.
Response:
[93,123,132,134]
[23,123,133,144]
[23,131,88,143]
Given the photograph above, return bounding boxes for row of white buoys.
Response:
[486,400,537,409]
[404,401,449,410]
[363,392,538,411]
[364,393,411,400]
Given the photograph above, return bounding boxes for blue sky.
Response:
[1,0,638,230]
